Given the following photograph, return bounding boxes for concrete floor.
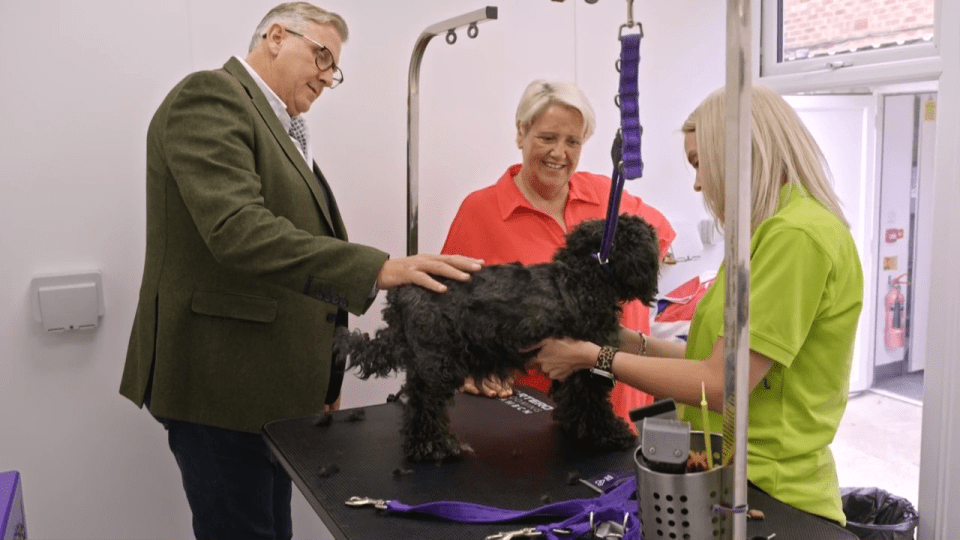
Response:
[832,390,922,513]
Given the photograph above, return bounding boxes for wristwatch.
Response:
[589,345,617,387]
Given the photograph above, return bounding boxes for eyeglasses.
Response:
[283,27,344,89]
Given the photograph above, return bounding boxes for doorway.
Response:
[785,89,936,510]
[871,92,936,403]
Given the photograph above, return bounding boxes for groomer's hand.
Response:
[460,374,515,398]
[377,254,483,293]
[529,337,599,382]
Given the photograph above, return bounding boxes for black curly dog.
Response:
[335,214,660,462]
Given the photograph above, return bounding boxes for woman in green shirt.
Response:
[530,85,863,524]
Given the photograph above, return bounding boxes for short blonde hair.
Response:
[249,2,348,52]
[682,85,848,231]
[515,80,596,142]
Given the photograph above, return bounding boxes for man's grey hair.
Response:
[249,2,348,52]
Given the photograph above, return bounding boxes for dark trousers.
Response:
[161,418,293,540]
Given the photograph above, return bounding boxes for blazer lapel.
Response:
[222,58,337,233]
[313,162,348,240]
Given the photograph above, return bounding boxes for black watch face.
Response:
[589,368,616,387]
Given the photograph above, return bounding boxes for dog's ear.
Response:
[607,214,661,305]
[554,214,660,305]
[555,218,606,262]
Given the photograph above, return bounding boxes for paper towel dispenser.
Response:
[29,271,104,333]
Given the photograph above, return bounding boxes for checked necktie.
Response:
[289,115,309,157]
[288,114,330,209]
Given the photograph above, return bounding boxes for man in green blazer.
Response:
[119,3,480,539]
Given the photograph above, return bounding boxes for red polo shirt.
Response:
[442,165,676,419]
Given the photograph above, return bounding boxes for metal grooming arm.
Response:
[724,1,753,539]
[406,7,498,256]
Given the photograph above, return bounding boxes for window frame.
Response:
[756,0,944,93]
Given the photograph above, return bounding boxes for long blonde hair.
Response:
[681,85,848,231]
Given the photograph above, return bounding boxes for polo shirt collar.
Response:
[494,164,602,221]
[777,182,810,212]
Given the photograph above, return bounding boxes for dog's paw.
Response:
[403,434,463,462]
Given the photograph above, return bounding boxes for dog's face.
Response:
[556,214,660,305]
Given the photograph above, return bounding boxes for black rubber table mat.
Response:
[263,389,855,540]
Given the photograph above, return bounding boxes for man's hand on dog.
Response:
[377,254,483,293]
[460,374,515,398]
[528,337,600,381]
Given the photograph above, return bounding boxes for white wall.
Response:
[1,1,200,539]
[0,1,727,538]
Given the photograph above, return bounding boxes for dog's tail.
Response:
[333,326,403,380]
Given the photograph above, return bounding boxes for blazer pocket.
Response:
[191,289,278,323]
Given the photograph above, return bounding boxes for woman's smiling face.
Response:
[516,103,585,195]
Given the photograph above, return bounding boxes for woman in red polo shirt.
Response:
[441,79,675,423]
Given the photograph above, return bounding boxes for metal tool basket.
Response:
[634,432,732,540]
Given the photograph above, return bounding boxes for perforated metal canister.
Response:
[634,432,733,540]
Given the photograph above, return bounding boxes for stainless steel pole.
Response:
[723,0,751,539]
[406,7,498,256]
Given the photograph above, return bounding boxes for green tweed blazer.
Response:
[120,57,389,433]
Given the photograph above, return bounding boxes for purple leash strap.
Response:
[593,32,643,266]
[347,475,639,540]
[593,167,626,267]
[383,495,594,522]
[534,478,640,540]
[618,33,643,181]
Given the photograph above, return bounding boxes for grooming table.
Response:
[263,389,855,540]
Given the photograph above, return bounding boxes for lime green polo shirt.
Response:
[681,184,863,524]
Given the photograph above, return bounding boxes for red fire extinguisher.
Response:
[884,274,907,350]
